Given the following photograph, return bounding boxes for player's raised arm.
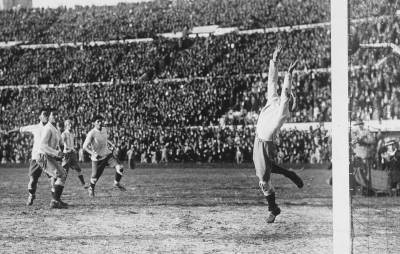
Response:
[278,59,299,115]
[281,59,299,100]
[267,43,283,100]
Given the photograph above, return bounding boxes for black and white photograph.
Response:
[0,0,398,253]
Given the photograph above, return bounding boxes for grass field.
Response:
[1,163,334,253]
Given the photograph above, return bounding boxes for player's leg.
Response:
[271,163,304,188]
[88,158,107,196]
[50,156,68,208]
[49,175,67,207]
[108,155,126,191]
[259,180,280,223]
[58,153,70,199]
[76,170,89,188]
[52,174,67,208]
[38,154,68,209]
[68,151,88,188]
[253,138,280,223]
[50,176,56,199]
[26,160,43,206]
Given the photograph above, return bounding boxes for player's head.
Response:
[92,115,104,130]
[64,119,73,131]
[48,108,59,125]
[289,91,298,112]
[39,107,49,124]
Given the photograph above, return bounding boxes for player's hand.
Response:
[288,58,299,74]
[55,151,64,161]
[272,43,283,61]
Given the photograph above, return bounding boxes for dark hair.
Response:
[39,107,50,118]
[92,115,104,122]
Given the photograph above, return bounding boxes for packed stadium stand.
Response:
[0,0,393,166]
[0,0,330,43]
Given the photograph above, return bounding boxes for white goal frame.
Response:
[332,1,351,253]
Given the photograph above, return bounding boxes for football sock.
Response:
[28,188,36,195]
[78,175,85,185]
[271,163,290,176]
[115,172,122,182]
[266,192,278,211]
[90,181,96,189]
[53,185,64,201]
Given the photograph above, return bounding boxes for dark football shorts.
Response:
[62,151,81,173]
[91,153,121,179]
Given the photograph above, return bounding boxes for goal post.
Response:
[331,0,351,253]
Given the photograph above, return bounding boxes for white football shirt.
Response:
[20,122,45,161]
[83,127,111,161]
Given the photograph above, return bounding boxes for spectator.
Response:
[127,144,136,170]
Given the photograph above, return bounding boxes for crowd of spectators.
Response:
[120,125,331,165]
[350,0,398,20]
[1,70,331,126]
[0,119,331,166]
[0,78,331,164]
[4,0,399,165]
[349,20,400,121]
[0,0,334,165]
[346,0,400,121]
[349,58,400,121]
[0,28,330,86]
[0,0,330,43]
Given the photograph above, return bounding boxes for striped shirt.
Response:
[61,130,75,153]
[20,122,45,161]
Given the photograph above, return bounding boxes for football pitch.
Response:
[0,164,333,253]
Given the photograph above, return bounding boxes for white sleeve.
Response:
[20,124,37,134]
[267,60,279,100]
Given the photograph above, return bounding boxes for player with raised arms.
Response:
[83,115,126,197]
[253,43,304,223]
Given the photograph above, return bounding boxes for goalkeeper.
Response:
[253,43,304,224]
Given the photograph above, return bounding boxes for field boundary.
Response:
[0,162,329,169]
